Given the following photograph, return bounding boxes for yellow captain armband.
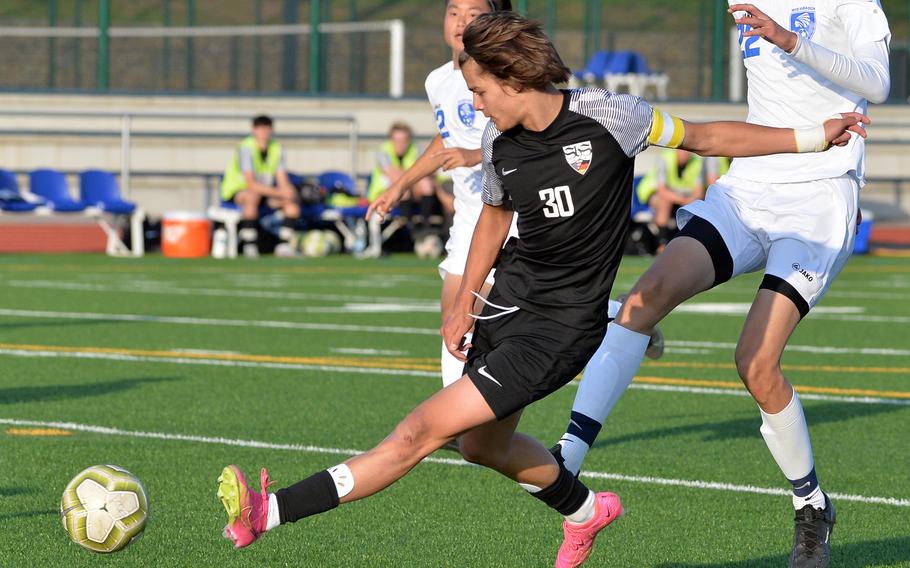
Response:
[648,108,686,149]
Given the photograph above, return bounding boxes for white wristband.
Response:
[794,125,828,153]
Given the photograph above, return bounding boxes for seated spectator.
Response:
[637,150,728,249]
[367,122,451,226]
[220,115,300,258]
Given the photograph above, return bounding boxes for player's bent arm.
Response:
[243,171,278,196]
[649,109,871,158]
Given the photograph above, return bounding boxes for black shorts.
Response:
[465,286,606,420]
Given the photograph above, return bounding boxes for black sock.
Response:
[530,464,591,516]
[239,219,258,245]
[275,470,339,524]
[279,217,298,244]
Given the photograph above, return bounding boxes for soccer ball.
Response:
[323,230,343,254]
[61,465,148,553]
[414,233,444,260]
[301,230,331,257]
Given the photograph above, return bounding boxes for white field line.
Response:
[3,307,910,356]
[4,280,437,306]
[330,347,411,356]
[1,346,908,406]
[1,417,906,508]
[0,309,438,336]
[11,277,910,324]
[667,340,910,357]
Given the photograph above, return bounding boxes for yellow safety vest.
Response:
[637,150,704,205]
[367,141,419,202]
[221,136,283,201]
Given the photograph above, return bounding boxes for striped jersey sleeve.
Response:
[480,121,507,206]
[568,88,654,158]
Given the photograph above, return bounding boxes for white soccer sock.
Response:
[607,299,622,320]
[440,333,471,387]
[558,323,650,475]
[758,388,826,510]
[565,491,596,525]
[265,493,281,531]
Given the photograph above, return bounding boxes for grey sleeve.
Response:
[568,88,654,158]
[238,147,254,172]
[481,122,506,206]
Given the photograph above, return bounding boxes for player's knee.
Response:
[387,412,436,462]
[621,272,669,330]
[734,347,782,403]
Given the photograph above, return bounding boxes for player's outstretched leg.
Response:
[737,289,834,568]
[554,237,718,474]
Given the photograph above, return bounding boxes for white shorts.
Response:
[677,174,859,316]
[438,211,519,283]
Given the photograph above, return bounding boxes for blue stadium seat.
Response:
[319,171,359,197]
[0,169,43,212]
[29,169,85,212]
[79,170,137,215]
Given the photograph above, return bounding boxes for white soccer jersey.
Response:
[425,61,488,225]
[727,0,891,184]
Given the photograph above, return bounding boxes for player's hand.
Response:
[729,4,798,53]
[365,185,404,220]
[856,208,863,235]
[824,112,870,148]
[432,148,481,171]
[441,309,474,362]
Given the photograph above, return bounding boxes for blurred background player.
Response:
[366,121,452,224]
[220,115,300,258]
[636,150,729,249]
[552,2,889,567]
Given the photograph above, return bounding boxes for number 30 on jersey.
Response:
[539,186,575,218]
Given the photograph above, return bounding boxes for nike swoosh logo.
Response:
[569,420,581,430]
[502,168,518,176]
[795,481,812,491]
[477,365,503,387]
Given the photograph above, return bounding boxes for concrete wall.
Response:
[2,93,909,218]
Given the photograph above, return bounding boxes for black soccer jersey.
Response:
[481,88,654,330]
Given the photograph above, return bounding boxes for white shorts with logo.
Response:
[438,211,519,283]
[677,174,859,315]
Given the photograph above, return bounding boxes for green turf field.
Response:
[1,253,908,567]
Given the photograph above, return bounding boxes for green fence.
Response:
[0,0,908,100]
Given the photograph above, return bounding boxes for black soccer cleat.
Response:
[789,493,836,568]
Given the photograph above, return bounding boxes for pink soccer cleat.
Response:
[555,492,623,568]
[217,465,272,549]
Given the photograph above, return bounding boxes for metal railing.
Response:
[0,109,359,199]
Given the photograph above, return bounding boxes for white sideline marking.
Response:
[0,309,439,336]
[667,340,910,357]
[1,417,906,508]
[1,347,908,406]
[4,280,435,306]
[331,347,410,356]
[676,303,865,316]
[296,303,440,314]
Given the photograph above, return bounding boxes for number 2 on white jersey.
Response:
[539,186,574,218]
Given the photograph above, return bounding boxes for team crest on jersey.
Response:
[563,141,593,175]
[790,7,816,40]
[457,100,476,128]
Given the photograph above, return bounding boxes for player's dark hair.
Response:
[443,0,512,10]
[252,115,273,128]
[388,121,413,138]
[459,12,570,91]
